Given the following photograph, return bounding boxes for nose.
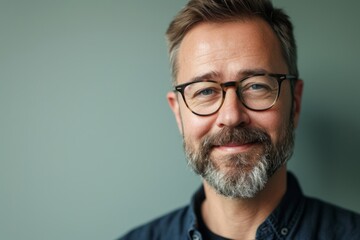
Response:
[215,88,250,128]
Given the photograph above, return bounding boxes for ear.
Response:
[292,79,304,128]
[167,91,183,135]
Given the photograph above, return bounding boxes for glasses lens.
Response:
[184,81,223,115]
[240,75,279,110]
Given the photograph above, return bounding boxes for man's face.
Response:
[167,19,303,198]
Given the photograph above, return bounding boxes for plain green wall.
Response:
[1,0,359,239]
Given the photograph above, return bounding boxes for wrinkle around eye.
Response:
[192,87,222,99]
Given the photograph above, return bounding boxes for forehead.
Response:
[177,18,287,83]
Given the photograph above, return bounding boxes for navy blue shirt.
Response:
[119,173,360,239]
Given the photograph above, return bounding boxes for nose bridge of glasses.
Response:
[221,81,241,99]
[221,81,238,90]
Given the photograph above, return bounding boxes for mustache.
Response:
[201,126,271,151]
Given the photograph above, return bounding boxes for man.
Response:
[120,0,360,239]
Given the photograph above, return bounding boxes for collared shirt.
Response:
[119,172,360,240]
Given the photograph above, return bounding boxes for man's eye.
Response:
[198,88,215,96]
[192,87,220,98]
[249,84,267,90]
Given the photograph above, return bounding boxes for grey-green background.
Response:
[1,0,359,239]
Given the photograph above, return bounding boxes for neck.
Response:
[201,166,287,240]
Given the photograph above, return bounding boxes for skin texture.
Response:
[167,18,303,239]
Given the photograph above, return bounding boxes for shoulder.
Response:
[300,196,360,238]
[305,197,360,224]
[118,205,192,240]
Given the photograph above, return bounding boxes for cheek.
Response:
[257,108,292,144]
[249,97,292,144]
[181,109,215,143]
[264,85,293,142]
[257,111,286,143]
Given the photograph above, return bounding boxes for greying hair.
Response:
[166,0,298,85]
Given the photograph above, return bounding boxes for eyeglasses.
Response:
[174,73,298,116]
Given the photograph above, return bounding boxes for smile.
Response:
[213,141,260,154]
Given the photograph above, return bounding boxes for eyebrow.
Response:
[188,68,268,83]
[189,71,221,83]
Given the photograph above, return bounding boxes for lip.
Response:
[213,142,257,154]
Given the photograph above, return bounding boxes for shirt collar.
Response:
[187,183,205,238]
[256,172,306,239]
[186,172,306,239]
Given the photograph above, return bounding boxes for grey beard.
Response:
[183,123,294,199]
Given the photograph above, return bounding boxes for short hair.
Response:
[166,0,298,85]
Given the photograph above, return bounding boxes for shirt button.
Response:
[192,233,201,240]
[281,227,288,236]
